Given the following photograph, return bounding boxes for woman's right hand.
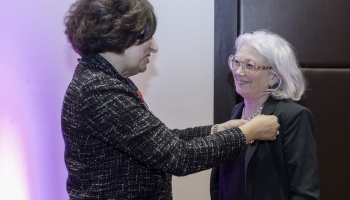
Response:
[238,115,280,144]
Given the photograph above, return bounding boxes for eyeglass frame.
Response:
[228,55,272,73]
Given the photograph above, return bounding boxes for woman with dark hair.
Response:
[210,30,320,200]
[62,1,280,199]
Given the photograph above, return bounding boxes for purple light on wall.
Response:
[0,119,31,199]
[0,24,33,198]
[0,0,75,199]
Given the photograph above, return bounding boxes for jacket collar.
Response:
[78,54,140,91]
[261,96,279,115]
[78,54,123,80]
[232,96,279,119]
[243,96,279,170]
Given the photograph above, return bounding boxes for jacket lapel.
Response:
[244,97,278,171]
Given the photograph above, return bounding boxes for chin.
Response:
[235,90,246,98]
[235,87,243,94]
[139,66,147,73]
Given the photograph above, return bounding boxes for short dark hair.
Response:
[64,0,157,56]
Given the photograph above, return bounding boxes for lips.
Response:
[144,54,151,63]
[236,79,250,84]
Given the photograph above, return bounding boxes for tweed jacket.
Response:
[210,97,320,200]
[61,54,247,200]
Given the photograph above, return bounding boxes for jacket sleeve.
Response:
[81,79,247,176]
[282,107,320,200]
[171,128,212,140]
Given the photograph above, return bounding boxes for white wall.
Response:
[134,1,214,199]
[0,0,214,199]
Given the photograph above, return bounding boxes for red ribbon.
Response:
[136,91,145,103]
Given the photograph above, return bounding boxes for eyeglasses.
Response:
[228,55,272,74]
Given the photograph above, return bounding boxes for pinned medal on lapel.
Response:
[136,91,145,103]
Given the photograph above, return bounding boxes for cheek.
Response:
[254,77,270,90]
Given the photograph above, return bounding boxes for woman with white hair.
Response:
[210,30,320,200]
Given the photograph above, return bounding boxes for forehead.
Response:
[235,44,266,63]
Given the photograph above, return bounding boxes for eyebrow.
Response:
[234,57,256,63]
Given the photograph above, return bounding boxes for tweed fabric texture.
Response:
[61,54,246,199]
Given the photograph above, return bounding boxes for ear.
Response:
[269,74,278,87]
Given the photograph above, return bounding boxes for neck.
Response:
[99,52,129,78]
[243,95,269,117]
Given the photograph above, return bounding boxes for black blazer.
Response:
[211,97,320,200]
[61,54,247,200]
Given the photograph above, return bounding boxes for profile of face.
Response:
[122,38,158,75]
[102,37,159,78]
[231,44,277,100]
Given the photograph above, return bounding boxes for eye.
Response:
[233,60,240,65]
[246,63,255,70]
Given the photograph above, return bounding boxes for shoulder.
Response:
[273,100,314,124]
[274,100,311,115]
[73,64,125,91]
[65,64,140,109]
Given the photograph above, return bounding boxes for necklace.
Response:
[241,104,264,121]
[242,104,264,145]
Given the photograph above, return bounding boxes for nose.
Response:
[150,38,158,53]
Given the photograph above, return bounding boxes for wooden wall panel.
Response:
[214,0,350,199]
[214,0,239,123]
